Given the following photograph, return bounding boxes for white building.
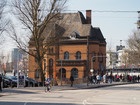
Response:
[106,45,126,69]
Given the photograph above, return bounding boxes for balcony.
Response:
[56,59,87,66]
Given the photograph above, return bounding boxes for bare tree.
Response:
[0,52,5,74]
[126,30,140,65]
[0,0,7,43]
[10,0,67,84]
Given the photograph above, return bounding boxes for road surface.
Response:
[0,83,140,105]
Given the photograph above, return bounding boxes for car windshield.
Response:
[10,76,17,80]
[4,76,11,79]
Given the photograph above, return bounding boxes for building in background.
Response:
[106,40,126,69]
[11,48,26,73]
[106,51,118,69]
[29,10,106,84]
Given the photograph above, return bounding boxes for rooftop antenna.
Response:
[120,40,122,50]
[137,11,140,29]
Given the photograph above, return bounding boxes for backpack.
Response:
[45,80,50,85]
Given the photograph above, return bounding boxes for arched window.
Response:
[101,53,103,62]
[49,59,53,78]
[71,68,78,78]
[35,53,38,62]
[64,51,69,60]
[92,52,96,62]
[76,51,81,60]
[98,53,103,63]
[35,70,39,79]
[59,68,66,79]
[44,59,46,70]
[49,48,51,54]
[51,48,54,53]
[49,59,53,68]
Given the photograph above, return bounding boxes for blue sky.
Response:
[68,0,140,50]
[1,0,140,54]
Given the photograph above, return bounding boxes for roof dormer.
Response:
[69,31,80,39]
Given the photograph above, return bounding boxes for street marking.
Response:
[32,98,41,100]
[24,102,28,105]
[83,100,92,105]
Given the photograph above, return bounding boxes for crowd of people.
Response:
[88,73,140,84]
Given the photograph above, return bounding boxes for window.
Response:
[49,48,53,54]
[51,48,54,53]
[64,51,69,60]
[35,70,39,79]
[44,59,46,70]
[49,48,51,54]
[76,51,81,60]
[71,68,78,78]
[35,53,38,62]
[49,59,53,68]
[59,68,66,79]
[98,53,103,63]
[101,53,103,62]
[92,52,96,62]
[49,59,53,77]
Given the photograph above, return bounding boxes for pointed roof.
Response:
[42,11,106,43]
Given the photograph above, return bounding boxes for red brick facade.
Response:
[28,10,106,84]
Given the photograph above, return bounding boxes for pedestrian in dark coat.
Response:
[138,75,140,82]
[70,75,74,87]
[0,74,2,92]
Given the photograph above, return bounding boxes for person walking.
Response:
[70,75,74,87]
[138,75,139,82]
[96,74,100,84]
[0,74,2,92]
[93,74,96,84]
[103,74,106,83]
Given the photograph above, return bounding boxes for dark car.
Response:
[2,76,10,88]
[25,78,39,87]
[8,76,17,87]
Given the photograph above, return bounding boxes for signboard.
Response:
[19,75,24,87]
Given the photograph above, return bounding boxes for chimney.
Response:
[86,10,91,24]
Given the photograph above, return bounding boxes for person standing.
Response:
[138,75,139,82]
[96,74,100,84]
[0,74,2,92]
[93,74,96,84]
[70,75,74,87]
[103,74,106,83]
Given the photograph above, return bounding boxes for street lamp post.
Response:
[87,36,89,86]
[61,50,63,86]
[90,55,106,75]
[91,56,94,72]
[17,49,21,88]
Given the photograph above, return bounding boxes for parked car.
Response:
[9,76,17,87]
[25,78,39,87]
[2,76,10,88]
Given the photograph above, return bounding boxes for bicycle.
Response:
[45,80,51,92]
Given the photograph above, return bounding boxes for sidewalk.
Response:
[0,82,137,97]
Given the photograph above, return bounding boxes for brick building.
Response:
[29,10,106,84]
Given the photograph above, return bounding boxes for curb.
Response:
[58,82,138,90]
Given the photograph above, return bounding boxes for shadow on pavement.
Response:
[1,89,38,95]
[0,102,82,105]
